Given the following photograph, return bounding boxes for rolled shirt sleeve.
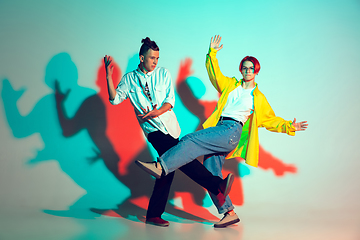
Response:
[109,77,128,105]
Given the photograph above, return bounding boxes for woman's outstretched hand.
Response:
[292,118,308,131]
[210,35,224,51]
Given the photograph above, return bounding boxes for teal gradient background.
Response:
[0,0,359,239]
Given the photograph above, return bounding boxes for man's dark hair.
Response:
[139,37,159,56]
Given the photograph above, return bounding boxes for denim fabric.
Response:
[203,154,234,214]
[158,120,242,176]
[146,131,224,218]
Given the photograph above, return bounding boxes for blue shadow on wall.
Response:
[1,53,131,219]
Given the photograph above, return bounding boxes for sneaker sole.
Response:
[135,160,161,179]
[214,218,240,228]
[145,221,170,227]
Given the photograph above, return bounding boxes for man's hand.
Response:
[292,118,308,131]
[138,104,160,120]
[104,55,117,100]
[210,35,223,51]
[104,55,114,77]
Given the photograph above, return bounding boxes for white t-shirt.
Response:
[221,86,255,124]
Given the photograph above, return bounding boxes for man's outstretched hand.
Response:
[104,55,114,77]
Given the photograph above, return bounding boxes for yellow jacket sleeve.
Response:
[255,92,296,136]
[205,48,234,93]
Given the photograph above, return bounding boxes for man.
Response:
[105,37,234,227]
[136,35,308,228]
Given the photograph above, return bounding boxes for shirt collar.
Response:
[136,65,157,78]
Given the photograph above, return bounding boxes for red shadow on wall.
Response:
[96,61,145,176]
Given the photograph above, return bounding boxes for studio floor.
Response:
[1,203,358,240]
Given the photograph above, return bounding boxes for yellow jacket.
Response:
[204,48,295,167]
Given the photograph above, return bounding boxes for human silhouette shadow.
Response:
[51,57,152,220]
[1,53,132,219]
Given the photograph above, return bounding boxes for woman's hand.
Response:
[210,35,224,51]
[292,118,308,131]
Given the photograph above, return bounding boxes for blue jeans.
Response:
[158,119,242,213]
[203,154,234,214]
[147,131,225,218]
